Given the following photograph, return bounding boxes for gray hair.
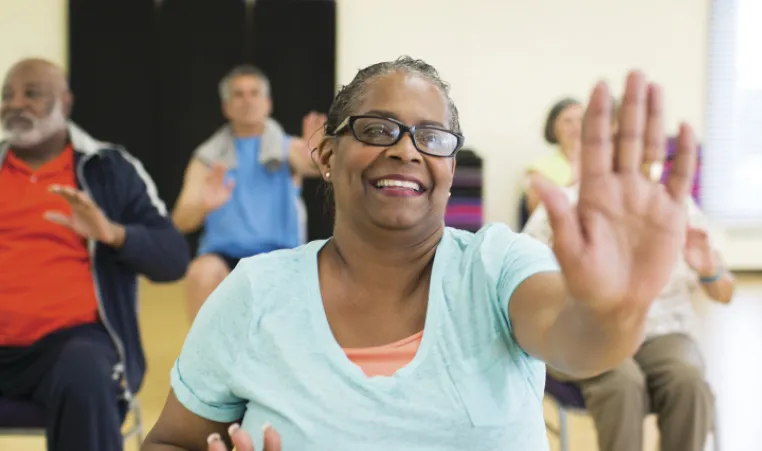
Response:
[218,64,270,102]
[325,56,462,136]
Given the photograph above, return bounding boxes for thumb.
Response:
[531,177,583,262]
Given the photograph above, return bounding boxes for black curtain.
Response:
[251,0,336,240]
[68,0,159,178]
[68,0,336,243]
[155,0,247,206]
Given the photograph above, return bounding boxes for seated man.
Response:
[522,163,734,451]
[171,65,323,321]
[0,58,189,450]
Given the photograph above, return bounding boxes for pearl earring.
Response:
[325,172,331,179]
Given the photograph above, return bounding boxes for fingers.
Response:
[263,424,282,451]
[207,164,228,184]
[665,123,697,201]
[43,211,73,228]
[48,185,91,207]
[580,82,614,181]
[615,71,648,173]
[207,423,278,451]
[686,226,709,242]
[229,423,255,451]
[531,176,583,261]
[207,433,229,451]
[641,84,665,170]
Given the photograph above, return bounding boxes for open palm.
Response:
[204,164,235,213]
[535,71,697,317]
[44,185,116,243]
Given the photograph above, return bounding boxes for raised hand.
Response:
[207,423,281,451]
[683,227,718,277]
[533,71,697,318]
[302,111,327,149]
[204,163,234,213]
[44,185,122,246]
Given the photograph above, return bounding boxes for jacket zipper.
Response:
[76,154,132,402]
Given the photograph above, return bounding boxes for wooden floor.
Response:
[2,274,761,451]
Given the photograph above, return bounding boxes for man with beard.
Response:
[0,58,189,450]
[171,65,324,321]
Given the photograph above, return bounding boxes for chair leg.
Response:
[133,401,144,447]
[712,409,721,451]
[558,407,569,451]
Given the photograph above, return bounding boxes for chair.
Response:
[0,396,144,447]
[544,372,721,451]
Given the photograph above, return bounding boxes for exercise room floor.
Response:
[2,274,761,451]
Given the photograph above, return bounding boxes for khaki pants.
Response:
[549,333,714,451]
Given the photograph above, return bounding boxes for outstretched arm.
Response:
[508,71,698,378]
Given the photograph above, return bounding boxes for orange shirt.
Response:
[344,331,422,377]
[0,146,99,346]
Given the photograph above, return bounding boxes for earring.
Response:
[325,172,331,179]
[448,192,452,197]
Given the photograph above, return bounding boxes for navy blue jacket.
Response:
[0,123,190,399]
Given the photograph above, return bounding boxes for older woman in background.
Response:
[522,97,584,216]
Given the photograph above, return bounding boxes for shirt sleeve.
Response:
[170,261,254,423]
[477,224,560,337]
[497,232,561,324]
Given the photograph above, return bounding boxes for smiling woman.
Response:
[141,56,699,451]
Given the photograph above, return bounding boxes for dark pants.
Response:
[0,323,125,451]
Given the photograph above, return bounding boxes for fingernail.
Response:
[228,423,240,436]
[262,422,272,433]
[207,433,221,444]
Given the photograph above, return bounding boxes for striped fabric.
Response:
[445,150,483,232]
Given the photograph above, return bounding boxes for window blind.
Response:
[703,0,762,226]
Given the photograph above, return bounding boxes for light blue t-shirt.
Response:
[171,223,560,450]
[197,135,301,258]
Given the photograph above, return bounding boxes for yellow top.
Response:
[526,148,573,188]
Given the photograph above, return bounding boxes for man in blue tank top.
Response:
[171,65,324,321]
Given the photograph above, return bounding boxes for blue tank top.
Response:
[197,136,300,258]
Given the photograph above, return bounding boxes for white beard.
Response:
[3,100,68,148]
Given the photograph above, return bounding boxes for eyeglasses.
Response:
[329,115,464,157]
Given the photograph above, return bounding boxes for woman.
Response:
[522,98,584,216]
[141,56,697,451]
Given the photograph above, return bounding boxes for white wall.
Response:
[2,0,758,268]
[0,0,67,74]
[338,0,708,226]
[338,0,762,270]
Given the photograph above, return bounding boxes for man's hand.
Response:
[684,226,719,277]
[207,423,281,451]
[203,163,235,213]
[302,111,327,149]
[45,185,126,248]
